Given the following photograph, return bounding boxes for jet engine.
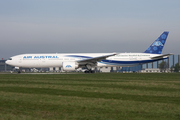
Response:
[63,62,78,71]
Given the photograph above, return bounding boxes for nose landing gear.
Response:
[17,70,21,73]
[14,67,21,73]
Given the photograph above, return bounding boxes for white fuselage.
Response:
[6,53,164,68]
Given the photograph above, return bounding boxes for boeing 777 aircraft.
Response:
[6,31,172,73]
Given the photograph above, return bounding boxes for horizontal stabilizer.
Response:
[151,53,173,59]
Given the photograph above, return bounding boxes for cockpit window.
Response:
[9,58,12,60]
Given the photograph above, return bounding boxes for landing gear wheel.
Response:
[84,70,95,73]
[18,70,21,74]
[84,70,89,73]
[90,70,95,73]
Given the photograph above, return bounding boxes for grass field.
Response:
[0,73,180,120]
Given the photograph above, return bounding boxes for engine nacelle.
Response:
[63,62,78,71]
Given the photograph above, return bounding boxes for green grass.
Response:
[0,73,180,120]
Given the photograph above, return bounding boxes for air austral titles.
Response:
[6,31,172,73]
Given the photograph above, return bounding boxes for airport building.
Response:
[0,60,14,72]
[0,55,180,73]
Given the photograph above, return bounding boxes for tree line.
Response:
[159,61,180,72]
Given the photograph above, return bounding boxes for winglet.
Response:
[144,31,169,54]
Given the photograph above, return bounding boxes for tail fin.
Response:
[144,31,169,54]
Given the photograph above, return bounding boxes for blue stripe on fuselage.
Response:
[100,58,167,65]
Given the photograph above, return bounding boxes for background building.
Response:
[0,60,14,72]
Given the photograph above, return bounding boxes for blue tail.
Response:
[144,31,169,54]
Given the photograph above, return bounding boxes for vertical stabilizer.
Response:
[144,31,169,54]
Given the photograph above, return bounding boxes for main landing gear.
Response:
[84,64,95,73]
[84,70,95,73]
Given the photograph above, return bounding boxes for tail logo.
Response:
[161,34,167,39]
[66,65,72,68]
[152,41,163,46]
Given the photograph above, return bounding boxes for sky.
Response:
[0,0,180,59]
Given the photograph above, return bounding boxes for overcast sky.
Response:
[0,0,180,59]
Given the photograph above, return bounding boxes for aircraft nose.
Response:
[5,60,11,65]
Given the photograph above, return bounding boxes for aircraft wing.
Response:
[151,53,173,59]
[77,53,117,64]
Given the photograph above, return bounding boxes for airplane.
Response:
[6,31,172,73]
